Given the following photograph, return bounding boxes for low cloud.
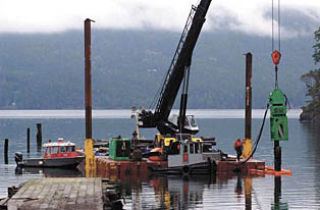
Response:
[0,0,319,37]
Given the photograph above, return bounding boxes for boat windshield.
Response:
[46,147,58,154]
[66,146,75,152]
[187,115,197,127]
[45,147,51,154]
[60,146,66,153]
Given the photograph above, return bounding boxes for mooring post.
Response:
[36,123,42,152]
[274,141,281,171]
[274,176,281,202]
[243,52,252,158]
[84,18,96,177]
[85,18,92,141]
[27,128,30,153]
[4,138,8,164]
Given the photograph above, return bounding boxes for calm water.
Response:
[0,110,318,209]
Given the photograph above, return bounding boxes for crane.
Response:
[137,0,212,137]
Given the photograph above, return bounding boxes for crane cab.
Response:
[171,114,199,134]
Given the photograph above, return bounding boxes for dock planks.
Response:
[8,178,103,210]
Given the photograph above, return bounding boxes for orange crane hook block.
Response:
[271,50,281,66]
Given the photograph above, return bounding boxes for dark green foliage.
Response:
[0,30,315,109]
[312,28,320,64]
[300,27,320,121]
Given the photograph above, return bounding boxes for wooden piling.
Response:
[85,18,93,140]
[242,52,253,158]
[245,52,252,140]
[4,139,8,164]
[36,123,42,152]
[84,18,96,177]
[27,128,30,153]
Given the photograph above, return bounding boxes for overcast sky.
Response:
[0,0,319,37]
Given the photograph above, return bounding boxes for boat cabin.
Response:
[167,135,203,168]
[43,139,79,159]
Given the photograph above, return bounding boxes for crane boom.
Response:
[138,0,212,135]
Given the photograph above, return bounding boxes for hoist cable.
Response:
[278,0,281,51]
[275,66,278,89]
[272,0,274,52]
[271,0,281,52]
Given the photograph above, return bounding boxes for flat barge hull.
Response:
[95,156,265,178]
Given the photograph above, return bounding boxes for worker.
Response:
[132,130,138,147]
[234,138,243,161]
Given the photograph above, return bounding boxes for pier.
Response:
[7,178,103,210]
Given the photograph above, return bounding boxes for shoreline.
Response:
[0,109,302,119]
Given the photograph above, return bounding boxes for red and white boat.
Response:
[15,138,85,168]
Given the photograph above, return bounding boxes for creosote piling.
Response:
[27,128,30,153]
[4,139,8,164]
[36,123,42,152]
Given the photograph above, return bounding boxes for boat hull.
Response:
[17,156,85,168]
[149,161,213,175]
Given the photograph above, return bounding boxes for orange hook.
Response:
[271,50,281,65]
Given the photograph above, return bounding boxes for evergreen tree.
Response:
[300,27,320,121]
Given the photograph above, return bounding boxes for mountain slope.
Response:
[0,29,315,109]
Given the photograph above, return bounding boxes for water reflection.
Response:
[98,169,270,210]
[235,175,243,196]
[271,176,288,210]
[15,167,83,177]
[133,174,214,209]
[244,176,252,210]
[298,123,320,209]
[234,174,252,210]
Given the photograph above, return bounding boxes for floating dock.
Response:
[7,178,103,210]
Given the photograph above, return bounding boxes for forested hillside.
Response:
[0,29,315,109]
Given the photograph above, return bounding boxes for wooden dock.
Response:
[7,178,103,210]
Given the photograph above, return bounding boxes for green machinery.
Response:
[109,138,132,160]
[269,88,288,141]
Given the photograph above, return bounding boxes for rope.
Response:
[284,94,291,109]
